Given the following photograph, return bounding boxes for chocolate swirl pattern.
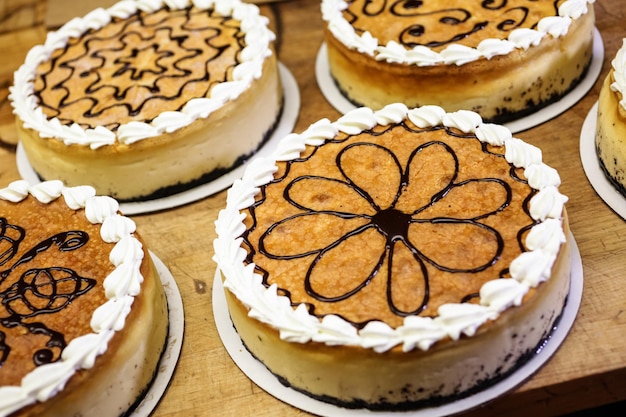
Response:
[343,0,563,49]
[243,122,536,328]
[0,222,95,371]
[34,6,244,131]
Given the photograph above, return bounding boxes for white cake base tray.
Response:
[579,102,626,220]
[212,233,583,417]
[130,252,184,417]
[316,29,604,134]
[16,63,300,216]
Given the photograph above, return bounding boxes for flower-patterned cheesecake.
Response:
[321,0,595,122]
[214,104,571,410]
[0,180,168,417]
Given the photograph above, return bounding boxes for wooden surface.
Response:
[1,0,626,416]
[0,0,46,34]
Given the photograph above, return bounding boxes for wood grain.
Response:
[0,0,46,34]
[0,1,625,416]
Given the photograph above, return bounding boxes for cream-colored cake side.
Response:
[0,180,168,417]
[596,39,626,196]
[213,104,570,408]
[16,56,282,200]
[223,227,569,406]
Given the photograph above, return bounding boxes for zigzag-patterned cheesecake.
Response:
[10,0,281,201]
[214,104,571,410]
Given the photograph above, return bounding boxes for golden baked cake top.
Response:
[214,104,568,352]
[322,0,594,65]
[610,38,626,116]
[10,0,275,147]
[0,180,146,414]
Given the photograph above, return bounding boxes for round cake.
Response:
[213,104,571,410]
[9,0,282,201]
[596,38,626,196]
[321,0,595,123]
[0,180,168,417]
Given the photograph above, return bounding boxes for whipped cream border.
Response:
[213,103,569,354]
[8,0,275,149]
[321,0,594,67]
[610,38,626,111]
[0,180,145,416]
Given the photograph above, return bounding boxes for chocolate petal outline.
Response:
[408,218,503,273]
[417,177,512,221]
[386,239,429,316]
[285,176,377,216]
[305,224,386,302]
[398,140,459,215]
[259,211,369,260]
[337,142,403,211]
[0,218,25,269]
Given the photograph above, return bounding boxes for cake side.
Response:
[214,104,570,409]
[0,180,168,417]
[596,39,626,196]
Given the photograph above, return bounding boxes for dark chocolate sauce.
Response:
[243,123,536,327]
[345,0,562,49]
[35,6,243,131]
[0,222,96,369]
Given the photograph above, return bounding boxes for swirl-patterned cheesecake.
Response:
[214,104,571,410]
[596,38,626,197]
[9,0,282,201]
[0,180,168,417]
[321,0,595,123]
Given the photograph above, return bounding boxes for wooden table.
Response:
[1,1,625,416]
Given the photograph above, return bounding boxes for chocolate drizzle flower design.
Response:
[257,129,513,323]
[0,218,96,368]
